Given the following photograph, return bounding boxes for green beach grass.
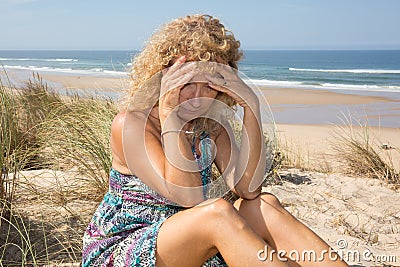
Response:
[0,73,117,265]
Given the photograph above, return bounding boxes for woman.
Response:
[83,14,348,267]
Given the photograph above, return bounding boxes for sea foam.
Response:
[0,58,78,62]
[289,68,400,74]
[3,65,128,77]
[248,78,400,93]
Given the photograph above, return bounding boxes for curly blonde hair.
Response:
[121,14,243,133]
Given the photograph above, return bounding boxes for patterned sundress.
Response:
[82,132,228,266]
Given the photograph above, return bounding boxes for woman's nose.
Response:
[189,86,203,108]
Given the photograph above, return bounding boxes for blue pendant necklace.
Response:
[191,131,212,197]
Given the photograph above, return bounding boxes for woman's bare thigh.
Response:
[156,197,289,267]
[155,202,221,267]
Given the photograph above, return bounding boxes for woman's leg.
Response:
[234,193,348,267]
[156,198,289,267]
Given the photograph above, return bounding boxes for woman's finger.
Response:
[159,86,182,110]
[160,86,180,101]
[162,72,193,96]
[169,55,186,70]
[161,55,186,76]
[208,82,236,96]
[204,73,226,87]
[163,55,192,78]
[162,63,200,96]
[215,62,236,76]
[165,62,197,81]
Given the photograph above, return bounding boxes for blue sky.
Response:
[1,0,399,50]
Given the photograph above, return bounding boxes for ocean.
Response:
[1,50,399,127]
[1,50,400,95]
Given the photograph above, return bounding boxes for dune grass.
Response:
[0,73,117,265]
[1,75,23,220]
[264,136,333,187]
[333,116,399,188]
[36,93,117,199]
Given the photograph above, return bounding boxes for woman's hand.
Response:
[159,56,198,119]
[205,63,259,108]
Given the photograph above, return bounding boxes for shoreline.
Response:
[2,69,400,128]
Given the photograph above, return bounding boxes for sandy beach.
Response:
[259,86,400,128]
[2,70,400,266]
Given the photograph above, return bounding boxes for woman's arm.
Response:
[113,110,204,207]
[234,103,266,199]
[213,109,266,200]
[156,57,205,205]
[158,110,204,202]
[114,58,207,207]
[208,63,266,200]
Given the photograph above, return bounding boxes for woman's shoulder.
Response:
[111,109,160,145]
[112,110,147,128]
[110,110,152,172]
[111,110,151,137]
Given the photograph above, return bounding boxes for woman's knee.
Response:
[259,193,283,209]
[239,193,283,210]
[239,193,288,223]
[201,198,237,218]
